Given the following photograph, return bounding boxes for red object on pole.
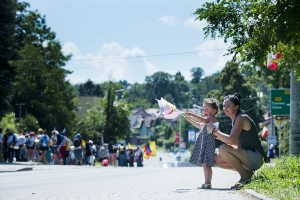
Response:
[262,126,269,138]
[175,132,180,144]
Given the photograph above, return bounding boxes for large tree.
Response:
[195,0,300,154]
[103,82,131,143]
[0,0,17,117]
[11,2,77,132]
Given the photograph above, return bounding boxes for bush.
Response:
[246,156,300,200]
[0,112,18,133]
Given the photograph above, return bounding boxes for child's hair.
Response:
[203,98,219,114]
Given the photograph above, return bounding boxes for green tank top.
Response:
[233,113,266,162]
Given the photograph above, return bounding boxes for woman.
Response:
[207,93,266,190]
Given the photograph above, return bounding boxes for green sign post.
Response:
[270,89,290,116]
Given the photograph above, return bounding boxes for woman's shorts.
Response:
[246,149,264,171]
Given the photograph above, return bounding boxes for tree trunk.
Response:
[289,69,300,155]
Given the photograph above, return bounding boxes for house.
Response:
[128,109,158,145]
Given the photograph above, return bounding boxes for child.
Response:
[183,98,219,189]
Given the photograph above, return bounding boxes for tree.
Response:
[213,61,264,134]
[145,72,173,104]
[11,3,77,132]
[195,0,300,154]
[103,82,131,143]
[190,67,204,84]
[83,79,95,96]
[123,83,150,109]
[0,0,17,117]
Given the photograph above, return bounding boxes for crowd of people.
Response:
[0,128,144,167]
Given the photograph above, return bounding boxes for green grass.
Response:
[245,156,300,200]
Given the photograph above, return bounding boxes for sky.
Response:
[26,0,233,84]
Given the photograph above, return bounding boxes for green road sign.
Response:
[270,89,290,116]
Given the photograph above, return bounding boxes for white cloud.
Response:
[184,17,207,31]
[196,39,233,75]
[62,42,80,55]
[100,42,124,55]
[159,15,177,26]
[63,42,158,84]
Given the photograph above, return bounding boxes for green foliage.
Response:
[122,83,150,109]
[76,79,105,97]
[194,0,300,81]
[214,61,264,133]
[246,156,300,200]
[280,121,291,156]
[103,82,131,143]
[75,98,105,142]
[0,113,18,133]
[154,121,177,150]
[10,3,77,133]
[21,114,39,132]
[190,67,204,84]
[0,0,17,117]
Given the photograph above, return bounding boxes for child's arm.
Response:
[183,112,212,124]
[183,114,203,129]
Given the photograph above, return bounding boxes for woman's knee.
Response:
[218,144,231,156]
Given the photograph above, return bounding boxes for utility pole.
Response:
[15,103,26,129]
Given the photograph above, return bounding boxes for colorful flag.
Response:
[267,50,283,71]
[262,126,269,139]
[143,141,156,159]
[156,97,182,118]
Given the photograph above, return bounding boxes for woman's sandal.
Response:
[230,182,244,190]
[197,183,212,189]
[230,177,252,190]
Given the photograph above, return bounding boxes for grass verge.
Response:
[245,156,300,200]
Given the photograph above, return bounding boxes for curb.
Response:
[244,189,274,200]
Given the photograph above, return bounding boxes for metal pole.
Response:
[15,103,25,129]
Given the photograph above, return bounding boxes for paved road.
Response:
[0,151,264,200]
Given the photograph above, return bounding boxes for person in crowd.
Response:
[73,133,83,165]
[207,93,266,190]
[267,143,276,160]
[183,98,219,189]
[14,130,26,161]
[20,132,29,161]
[98,144,108,163]
[6,130,17,163]
[50,130,58,163]
[118,143,126,167]
[26,131,36,162]
[134,146,143,167]
[58,132,67,165]
[39,129,50,164]
[64,136,71,165]
[0,128,4,162]
[85,140,96,165]
[107,142,114,165]
[126,147,134,167]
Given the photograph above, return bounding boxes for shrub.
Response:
[246,156,300,200]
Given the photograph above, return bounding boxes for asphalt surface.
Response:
[0,152,273,200]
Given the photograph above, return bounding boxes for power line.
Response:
[11,48,227,62]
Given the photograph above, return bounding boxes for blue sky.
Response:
[26,0,232,84]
